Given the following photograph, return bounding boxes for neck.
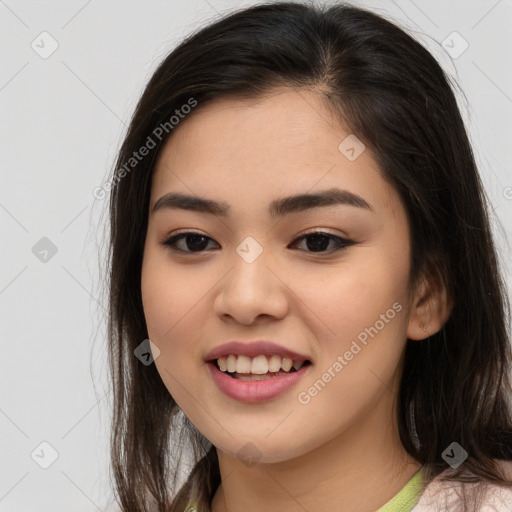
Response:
[210,396,422,512]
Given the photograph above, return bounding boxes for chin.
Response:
[213,435,313,466]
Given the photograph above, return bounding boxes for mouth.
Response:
[210,354,312,381]
[207,356,312,403]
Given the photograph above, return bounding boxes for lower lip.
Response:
[207,361,311,403]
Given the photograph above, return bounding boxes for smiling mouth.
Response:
[210,359,311,381]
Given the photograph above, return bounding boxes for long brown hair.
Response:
[103,2,512,511]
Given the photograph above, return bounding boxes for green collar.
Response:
[376,466,425,512]
[188,466,425,512]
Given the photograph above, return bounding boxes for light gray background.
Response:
[1,0,511,510]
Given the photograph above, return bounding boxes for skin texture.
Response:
[141,88,452,512]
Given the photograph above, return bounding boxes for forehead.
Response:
[155,89,343,171]
[150,88,401,219]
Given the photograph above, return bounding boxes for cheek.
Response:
[141,248,200,342]
[298,242,410,372]
[141,251,207,412]
[141,256,195,385]
[141,247,221,386]
[294,262,408,425]
[305,257,407,332]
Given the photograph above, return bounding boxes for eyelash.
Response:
[159,229,355,255]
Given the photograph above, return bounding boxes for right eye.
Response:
[160,231,219,253]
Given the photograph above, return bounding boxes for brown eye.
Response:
[161,232,218,253]
[291,231,355,253]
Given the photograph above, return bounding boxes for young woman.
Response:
[103,2,512,511]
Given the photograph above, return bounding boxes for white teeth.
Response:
[268,355,282,373]
[235,355,252,373]
[226,354,236,373]
[281,357,293,372]
[215,354,308,374]
[251,355,269,374]
[218,356,227,371]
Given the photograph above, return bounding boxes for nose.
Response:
[213,248,289,326]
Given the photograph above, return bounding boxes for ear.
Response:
[407,264,454,340]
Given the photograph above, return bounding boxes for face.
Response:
[141,87,416,464]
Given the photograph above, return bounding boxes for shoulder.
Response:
[412,460,512,512]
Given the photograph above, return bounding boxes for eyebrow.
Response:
[151,187,373,217]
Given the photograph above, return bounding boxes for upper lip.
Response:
[204,341,311,362]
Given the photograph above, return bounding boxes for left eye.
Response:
[293,232,352,252]
[160,231,354,254]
